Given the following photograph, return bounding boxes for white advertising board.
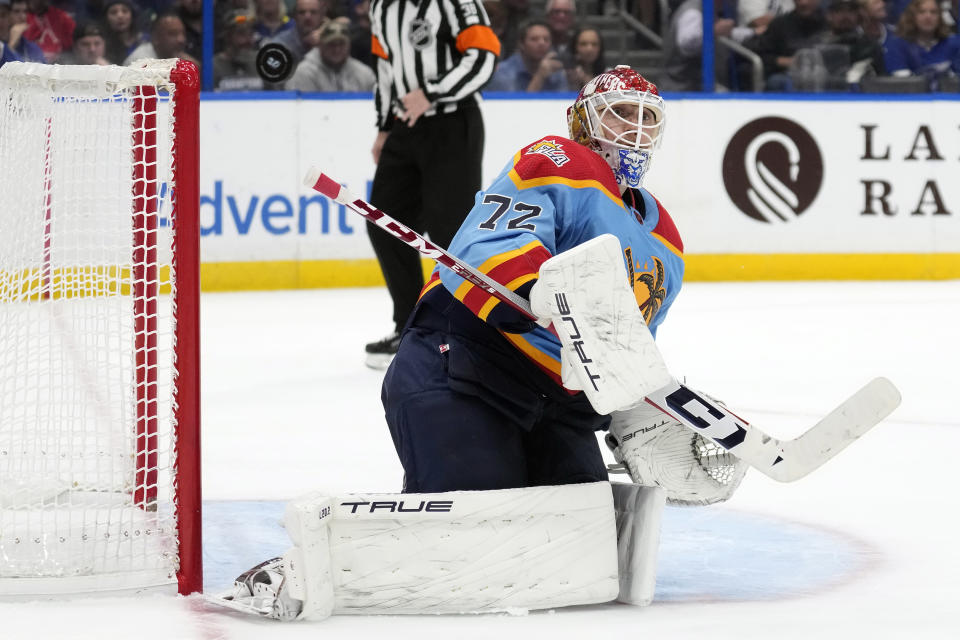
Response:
[196,95,960,288]
[648,98,960,255]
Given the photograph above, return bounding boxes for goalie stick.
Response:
[303,168,901,482]
[303,168,544,326]
[644,377,901,483]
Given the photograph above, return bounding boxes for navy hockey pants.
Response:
[381,309,609,493]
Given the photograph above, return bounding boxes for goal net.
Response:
[0,60,201,596]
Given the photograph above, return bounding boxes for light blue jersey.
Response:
[419,135,685,385]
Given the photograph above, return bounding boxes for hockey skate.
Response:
[364,331,400,369]
[209,557,303,620]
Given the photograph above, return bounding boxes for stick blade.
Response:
[767,376,901,482]
[832,376,901,437]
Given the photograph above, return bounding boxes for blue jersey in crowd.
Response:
[884,34,960,75]
[485,52,568,92]
[422,134,685,387]
[0,42,22,68]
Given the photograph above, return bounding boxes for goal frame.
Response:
[0,59,202,596]
[165,59,202,598]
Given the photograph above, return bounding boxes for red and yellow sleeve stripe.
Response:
[418,271,443,300]
[508,150,625,210]
[651,232,683,258]
[453,240,551,321]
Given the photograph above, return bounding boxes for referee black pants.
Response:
[368,104,484,332]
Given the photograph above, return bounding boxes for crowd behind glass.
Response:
[1,0,957,92]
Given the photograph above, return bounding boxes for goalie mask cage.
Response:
[0,60,201,596]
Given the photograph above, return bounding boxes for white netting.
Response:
[0,61,184,591]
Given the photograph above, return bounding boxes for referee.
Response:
[363,0,501,369]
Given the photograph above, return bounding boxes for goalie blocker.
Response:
[528,234,672,413]
[211,482,665,621]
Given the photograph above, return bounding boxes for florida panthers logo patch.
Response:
[525,139,570,167]
[624,247,666,324]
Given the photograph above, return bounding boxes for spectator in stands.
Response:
[499,0,530,58]
[102,0,147,65]
[214,9,264,89]
[661,0,757,90]
[887,0,958,26]
[24,0,74,62]
[125,11,198,65]
[0,42,17,69]
[875,0,957,38]
[884,0,960,83]
[3,0,44,62]
[63,20,109,64]
[815,0,885,87]
[737,0,794,34]
[486,19,567,91]
[563,26,605,90]
[545,0,577,56]
[263,0,328,66]
[285,18,375,90]
[348,0,371,68]
[253,0,293,44]
[175,0,202,61]
[216,0,251,46]
[880,0,954,30]
[886,0,912,24]
[1,0,22,68]
[748,0,827,90]
[858,0,891,49]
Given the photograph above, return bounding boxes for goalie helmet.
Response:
[567,65,665,190]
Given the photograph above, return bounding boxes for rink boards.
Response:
[191,93,960,289]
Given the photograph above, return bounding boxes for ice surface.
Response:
[4,281,958,639]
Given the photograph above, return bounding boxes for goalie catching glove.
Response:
[605,399,747,506]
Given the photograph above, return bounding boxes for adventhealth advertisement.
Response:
[196,96,960,289]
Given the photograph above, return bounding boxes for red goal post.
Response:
[0,60,201,596]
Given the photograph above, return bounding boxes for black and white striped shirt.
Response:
[370,0,501,131]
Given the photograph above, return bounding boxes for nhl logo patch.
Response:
[408,18,434,50]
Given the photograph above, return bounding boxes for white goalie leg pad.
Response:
[606,400,748,506]
[284,482,620,619]
[283,494,335,620]
[611,483,665,606]
[529,234,672,414]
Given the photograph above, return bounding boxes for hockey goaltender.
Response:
[207,66,900,622]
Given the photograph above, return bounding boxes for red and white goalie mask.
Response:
[566,65,665,190]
